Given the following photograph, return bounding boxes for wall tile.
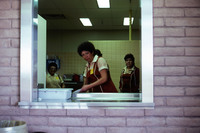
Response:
[166,37,200,46]
[165,0,200,7]
[154,97,166,106]
[165,57,200,66]
[153,0,164,7]
[0,58,11,67]
[166,18,200,26]
[11,116,48,126]
[0,77,10,85]
[154,8,184,17]
[0,20,11,29]
[0,48,19,57]
[186,127,200,133]
[0,1,11,9]
[67,109,105,116]
[185,87,200,96]
[0,29,19,38]
[0,10,19,19]
[0,39,10,48]
[186,28,200,36]
[186,66,200,75]
[0,67,19,76]
[147,127,185,133]
[30,109,66,116]
[68,127,106,133]
[184,107,200,116]
[10,96,19,105]
[154,57,165,66]
[0,96,10,105]
[12,0,20,9]
[154,87,185,96]
[0,86,19,95]
[167,97,200,106]
[154,67,185,75]
[154,47,184,56]
[88,117,126,126]
[145,107,184,116]
[127,117,165,126]
[154,28,184,37]
[185,8,200,16]
[105,109,144,116]
[153,18,164,27]
[0,106,29,116]
[185,48,200,55]
[49,117,87,126]
[28,126,67,133]
[166,76,200,86]
[166,117,200,126]
[154,76,165,85]
[107,127,146,133]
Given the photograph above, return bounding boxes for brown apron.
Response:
[120,68,139,93]
[86,58,117,93]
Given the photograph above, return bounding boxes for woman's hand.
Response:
[80,85,90,92]
[80,69,108,92]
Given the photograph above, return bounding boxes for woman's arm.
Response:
[61,83,65,88]
[58,74,65,88]
[80,69,108,92]
[83,77,88,85]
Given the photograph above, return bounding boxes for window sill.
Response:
[18,93,154,109]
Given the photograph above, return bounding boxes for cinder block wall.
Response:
[0,0,200,133]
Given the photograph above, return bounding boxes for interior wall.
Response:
[47,30,141,53]
[37,15,46,88]
[47,30,141,89]
[91,40,141,91]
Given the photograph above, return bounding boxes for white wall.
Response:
[38,15,47,88]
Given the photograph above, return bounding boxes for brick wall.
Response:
[0,0,200,133]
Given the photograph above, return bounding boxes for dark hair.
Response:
[124,53,135,64]
[95,49,102,57]
[77,41,95,56]
[48,62,57,71]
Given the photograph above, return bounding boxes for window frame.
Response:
[19,0,154,109]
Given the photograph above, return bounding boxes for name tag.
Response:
[90,68,94,74]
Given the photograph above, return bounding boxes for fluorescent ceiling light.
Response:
[80,18,92,26]
[123,17,134,26]
[97,0,110,8]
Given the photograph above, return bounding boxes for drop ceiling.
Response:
[38,0,141,30]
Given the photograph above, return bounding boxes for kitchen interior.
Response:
[37,0,141,102]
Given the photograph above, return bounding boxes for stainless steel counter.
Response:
[72,93,141,102]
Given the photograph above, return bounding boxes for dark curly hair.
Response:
[48,62,57,72]
[95,49,102,57]
[77,41,95,56]
[124,53,135,64]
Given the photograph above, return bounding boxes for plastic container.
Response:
[0,120,28,133]
[38,88,73,100]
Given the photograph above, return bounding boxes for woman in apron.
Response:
[119,53,140,93]
[77,41,117,93]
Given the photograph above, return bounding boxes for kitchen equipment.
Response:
[0,120,28,133]
[38,88,73,101]
[63,74,73,81]
[73,74,80,82]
